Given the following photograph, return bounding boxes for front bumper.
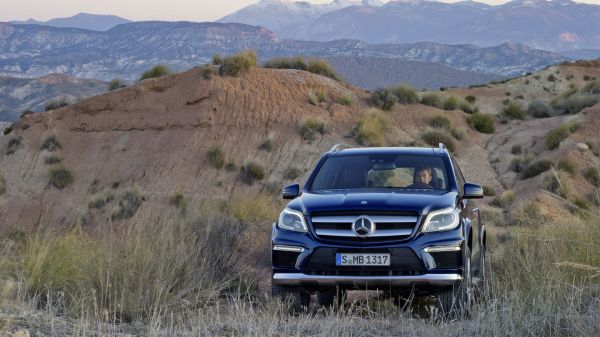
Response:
[273,273,461,286]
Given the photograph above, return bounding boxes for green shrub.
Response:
[3,126,12,136]
[430,115,451,129]
[219,50,258,77]
[391,84,418,104]
[543,172,569,198]
[41,135,61,152]
[306,59,341,81]
[551,94,598,114]
[207,146,225,169]
[284,167,302,180]
[0,171,5,195]
[545,122,580,150]
[584,167,600,187]
[459,101,478,114]
[225,162,236,172]
[547,74,557,82]
[490,190,515,209]
[557,158,576,176]
[467,113,495,134]
[483,185,496,197]
[582,81,600,94]
[420,93,443,109]
[264,57,341,81]
[212,54,223,65]
[299,117,328,140]
[108,79,126,91]
[48,165,73,189]
[336,94,352,106]
[6,137,21,155]
[44,155,62,165]
[421,130,455,152]
[259,138,273,152]
[521,159,553,179]
[45,97,69,111]
[21,110,34,118]
[88,193,113,209]
[528,101,551,118]
[510,157,526,173]
[111,190,144,220]
[443,96,459,111]
[200,65,217,79]
[511,145,522,155]
[139,65,171,81]
[355,111,389,146]
[169,192,186,209]
[465,95,476,104]
[502,101,526,120]
[240,162,265,184]
[369,88,397,111]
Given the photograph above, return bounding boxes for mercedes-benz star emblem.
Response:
[352,216,375,238]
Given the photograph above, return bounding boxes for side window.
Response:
[451,157,465,193]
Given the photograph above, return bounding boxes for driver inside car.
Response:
[409,166,433,189]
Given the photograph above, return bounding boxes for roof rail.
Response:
[329,143,356,153]
[439,143,447,151]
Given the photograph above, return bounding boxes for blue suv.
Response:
[271,144,485,314]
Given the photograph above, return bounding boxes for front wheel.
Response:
[272,282,310,313]
[436,245,473,318]
[317,287,346,307]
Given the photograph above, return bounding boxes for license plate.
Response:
[335,253,390,266]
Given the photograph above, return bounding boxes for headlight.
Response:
[277,208,308,233]
[422,208,460,233]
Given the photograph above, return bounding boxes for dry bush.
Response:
[0,171,5,195]
[521,159,553,179]
[41,135,61,152]
[299,117,328,141]
[501,100,526,120]
[219,50,258,77]
[207,145,225,169]
[545,121,580,150]
[240,162,265,184]
[48,165,73,189]
[467,113,495,134]
[6,137,21,155]
[264,57,341,81]
[355,110,390,147]
[229,195,278,225]
[421,129,455,152]
[369,88,398,111]
[139,65,171,81]
[111,189,144,220]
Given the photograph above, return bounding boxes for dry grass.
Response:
[355,110,390,147]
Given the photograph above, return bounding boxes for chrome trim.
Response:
[311,215,418,224]
[273,245,305,253]
[273,273,462,286]
[316,229,413,237]
[424,245,461,253]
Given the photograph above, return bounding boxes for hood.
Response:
[286,190,457,216]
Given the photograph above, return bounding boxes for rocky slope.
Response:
[0,61,599,233]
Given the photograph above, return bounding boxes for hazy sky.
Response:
[1,0,600,22]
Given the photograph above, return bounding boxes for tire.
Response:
[317,287,346,307]
[474,246,487,298]
[436,245,473,318]
[272,282,310,313]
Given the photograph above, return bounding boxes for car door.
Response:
[451,157,480,259]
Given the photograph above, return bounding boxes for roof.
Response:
[328,146,446,157]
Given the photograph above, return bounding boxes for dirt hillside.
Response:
[0,62,599,232]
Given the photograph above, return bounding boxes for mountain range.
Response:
[0,21,566,82]
[9,13,131,31]
[219,0,600,51]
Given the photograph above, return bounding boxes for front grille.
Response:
[310,210,420,242]
[303,247,424,272]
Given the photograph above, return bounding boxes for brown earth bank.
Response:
[1,62,599,232]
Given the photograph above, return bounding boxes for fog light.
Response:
[273,245,305,253]
[423,245,461,253]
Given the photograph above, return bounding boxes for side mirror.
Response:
[463,183,484,199]
[282,184,301,199]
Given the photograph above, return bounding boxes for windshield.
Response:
[310,154,449,192]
